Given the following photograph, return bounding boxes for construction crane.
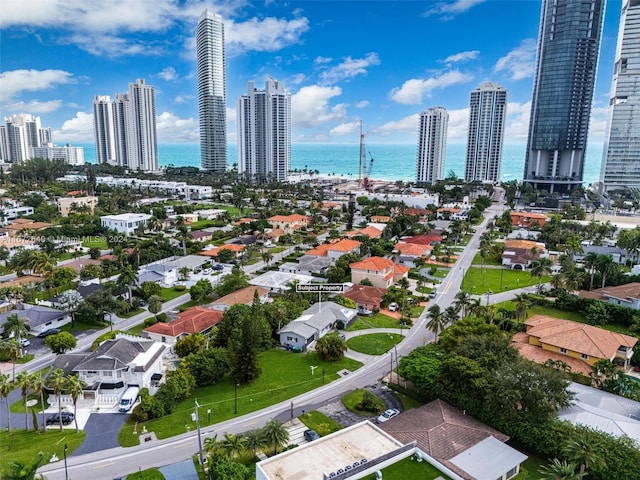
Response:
[358,121,376,191]
[362,152,374,191]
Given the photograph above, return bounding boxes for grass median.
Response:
[118,349,362,446]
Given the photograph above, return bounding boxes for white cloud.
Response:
[446,108,471,140]
[174,94,193,104]
[0,69,74,102]
[389,70,473,105]
[494,38,537,80]
[157,67,179,82]
[226,16,310,54]
[355,100,370,109]
[314,56,333,64]
[330,122,361,136]
[226,106,237,124]
[66,32,164,58]
[52,111,94,142]
[443,50,479,63]
[291,85,346,128]
[5,99,63,114]
[504,101,531,140]
[371,114,420,137]
[589,106,608,141]
[156,111,198,142]
[320,52,381,84]
[423,0,486,20]
[290,73,307,85]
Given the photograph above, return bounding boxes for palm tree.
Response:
[262,418,289,456]
[117,265,139,303]
[243,428,267,459]
[4,452,46,480]
[531,257,553,294]
[261,250,273,267]
[148,295,163,318]
[538,458,583,480]
[30,372,46,432]
[27,251,55,276]
[221,432,246,459]
[5,339,20,381]
[2,313,29,358]
[513,293,530,325]
[596,254,617,289]
[0,373,13,432]
[204,433,221,456]
[178,266,191,281]
[443,305,459,325]
[584,252,599,291]
[47,368,67,432]
[66,375,85,433]
[453,291,472,317]
[562,437,605,479]
[16,371,32,429]
[426,304,445,343]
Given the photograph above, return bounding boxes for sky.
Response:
[0,0,624,146]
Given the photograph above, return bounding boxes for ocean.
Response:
[77,142,605,186]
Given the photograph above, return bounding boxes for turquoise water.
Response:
[77,142,605,186]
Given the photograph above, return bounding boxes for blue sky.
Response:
[0,0,623,145]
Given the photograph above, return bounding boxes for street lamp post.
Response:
[194,400,204,473]
[63,443,68,480]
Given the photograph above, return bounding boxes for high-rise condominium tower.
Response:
[237,79,291,182]
[416,107,448,185]
[197,10,227,172]
[92,79,158,171]
[464,82,507,183]
[523,0,605,193]
[601,0,640,192]
[0,114,51,163]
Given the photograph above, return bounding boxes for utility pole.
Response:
[195,399,204,473]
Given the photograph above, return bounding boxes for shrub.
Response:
[358,390,385,413]
[156,313,169,323]
[174,285,187,291]
[144,317,157,327]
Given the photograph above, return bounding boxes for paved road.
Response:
[38,206,503,479]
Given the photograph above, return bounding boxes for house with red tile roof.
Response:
[401,232,443,246]
[510,211,548,228]
[393,242,432,267]
[345,224,384,239]
[349,256,409,289]
[268,214,309,234]
[209,286,270,311]
[306,238,361,264]
[343,284,388,310]
[200,244,245,258]
[370,215,392,223]
[501,239,545,270]
[511,315,638,375]
[143,307,223,345]
[578,282,640,310]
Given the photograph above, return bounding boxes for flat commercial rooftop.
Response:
[257,421,404,480]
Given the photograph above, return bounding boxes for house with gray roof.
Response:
[0,304,70,336]
[278,301,357,350]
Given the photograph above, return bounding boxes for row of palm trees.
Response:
[0,368,85,433]
[203,417,289,460]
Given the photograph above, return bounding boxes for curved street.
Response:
[37,201,508,479]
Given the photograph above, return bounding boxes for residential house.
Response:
[189,230,213,242]
[51,283,106,307]
[573,245,628,265]
[168,213,199,224]
[200,244,245,259]
[393,241,432,267]
[401,232,443,246]
[0,304,71,336]
[349,256,409,289]
[277,301,357,349]
[209,286,269,311]
[305,239,361,265]
[101,213,152,236]
[579,283,640,310]
[57,196,98,217]
[344,284,388,311]
[370,215,391,223]
[0,236,38,257]
[436,207,461,220]
[137,255,210,287]
[279,256,331,276]
[507,229,541,241]
[511,315,638,375]
[501,239,546,270]
[60,257,103,274]
[345,224,384,239]
[379,399,527,480]
[49,335,167,406]
[249,271,314,293]
[268,214,309,235]
[510,211,548,228]
[193,209,226,220]
[3,218,53,237]
[144,306,224,345]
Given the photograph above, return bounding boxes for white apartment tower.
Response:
[0,114,50,163]
[416,107,448,185]
[237,79,291,182]
[92,79,158,171]
[601,0,640,191]
[464,82,508,183]
[197,10,227,172]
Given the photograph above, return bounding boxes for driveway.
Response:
[71,413,129,456]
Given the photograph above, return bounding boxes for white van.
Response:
[119,386,140,413]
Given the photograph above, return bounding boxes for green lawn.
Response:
[81,236,109,249]
[408,305,425,318]
[126,323,147,336]
[118,307,145,318]
[60,319,107,333]
[346,333,403,355]
[299,410,343,436]
[10,392,48,414]
[0,429,85,478]
[160,287,189,302]
[345,313,405,331]
[461,267,550,295]
[394,392,424,411]
[362,456,452,480]
[346,318,373,331]
[341,389,385,416]
[512,451,547,479]
[126,468,165,480]
[430,268,450,278]
[471,251,502,266]
[118,350,362,446]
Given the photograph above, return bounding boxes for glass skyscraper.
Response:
[416,107,448,185]
[523,0,605,193]
[197,10,227,172]
[600,0,640,192]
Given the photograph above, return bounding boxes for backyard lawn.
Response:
[81,236,109,250]
[160,287,189,302]
[0,429,85,478]
[362,456,452,480]
[461,267,550,295]
[299,410,343,436]
[346,333,404,355]
[118,350,362,446]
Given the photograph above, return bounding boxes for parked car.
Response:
[377,408,400,423]
[202,268,212,275]
[429,291,437,299]
[304,429,320,441]
[388,303,398,312]
[46,412,74,425]
[212,264,224,271]
[20,338,30,347]
[357,306,373,316]
[38,328,61,338]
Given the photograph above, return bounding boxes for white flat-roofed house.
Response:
[194,209,226,220]
[101,213,152,235]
